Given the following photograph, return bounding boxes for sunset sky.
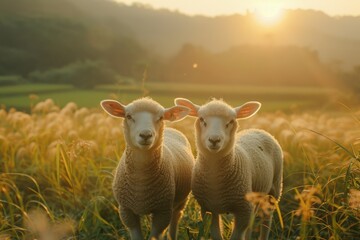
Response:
[116,0,360,17]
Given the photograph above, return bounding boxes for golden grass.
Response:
[1,99,360,239]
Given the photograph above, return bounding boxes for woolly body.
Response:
[113,128,194,216]
[101,98,194,240]
[192,129,283,213]
[175,98,283,240]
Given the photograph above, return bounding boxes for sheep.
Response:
[100,97,195,240]
[175,98,283,240]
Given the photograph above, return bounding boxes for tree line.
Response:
[0,0,359,93]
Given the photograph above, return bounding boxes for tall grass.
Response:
[1,99,360,239]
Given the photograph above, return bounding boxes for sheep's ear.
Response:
[164,106,190,122]
[174,98,199,117]
[100,100,126,118]
[234,101,261,119]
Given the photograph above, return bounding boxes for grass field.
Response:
[0,82,337,112]
[1,83,360,239]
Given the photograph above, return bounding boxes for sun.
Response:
[254,6,284,27]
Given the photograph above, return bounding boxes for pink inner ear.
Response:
[164,109,175,120]
[176,100,198,116]
[101,100,125,117]
[237,103,260,118]
[173,107,183,114]
[240,106,253,115]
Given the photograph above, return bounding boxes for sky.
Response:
[116,0,360,17]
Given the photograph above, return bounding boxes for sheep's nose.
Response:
[139,130,153,141]
[209,136,221,145]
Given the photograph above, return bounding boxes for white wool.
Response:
[105,98,195,240]
[177,98,283,240]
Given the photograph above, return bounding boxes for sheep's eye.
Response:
[199,117,207,127]
[126,114,132,120]
[226,119,235,128]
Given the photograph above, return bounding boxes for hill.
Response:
[72,1,360,69]
[1,0,359,88]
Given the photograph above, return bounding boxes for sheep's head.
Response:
[101,98,190,150]
[175,98,261,155]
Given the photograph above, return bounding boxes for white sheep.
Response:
[100,97,195,240]
[175,98,283,240]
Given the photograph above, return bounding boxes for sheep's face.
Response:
[174,98,261,155]
[101,98,190,151]
[123,110,164,150]
[198,114,236,153]
[197,103,238,153]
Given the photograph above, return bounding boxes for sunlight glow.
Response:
[254,6,284,27]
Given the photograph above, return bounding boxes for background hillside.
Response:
[0,0,360,90]
[81,1,360,69]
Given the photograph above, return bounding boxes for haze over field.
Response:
[115,0,360,17]
[74,0,360,68]
[0,0,359,103]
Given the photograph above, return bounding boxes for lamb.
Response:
[175,98,283,240]
[100,97,195,240]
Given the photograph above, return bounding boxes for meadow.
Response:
[0,83,335,112]
[1,83,360,239]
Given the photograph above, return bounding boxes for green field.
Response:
[0,83,336,112]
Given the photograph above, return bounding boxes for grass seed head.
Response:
[294,185,322,222]
[25,209,75,240]
[0,235,10,240]
[245,192,276,218]
[349,189,360,213]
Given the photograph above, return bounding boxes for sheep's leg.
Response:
[149,210,172,240]
[119,206,143,240]
[210,213,223,240]
[230,203,252,240]
[169,200,187,240]
[259,211,273,240]
[201,208,223,240]
[261,178,280,239]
